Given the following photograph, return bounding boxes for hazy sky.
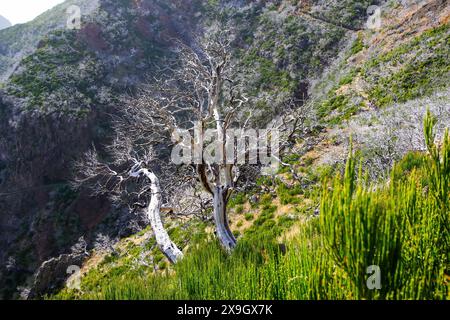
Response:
[0,0,65,25]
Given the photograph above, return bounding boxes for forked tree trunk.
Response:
[134,169,184,264]
[213,186,237,251]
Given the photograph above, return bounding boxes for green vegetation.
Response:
[53,112,449,300]
[0,0,90,79]
[349,35,364,56]
[318,23,449,127]
[318,91,361,125]
[242,52,297,94]
[4,0,449,302]
[6,30,104,114]
[244,213,254,221]
[364,24,450,107]
[338,68,360,86]
[320,111,449,299]
[276,182,302,205]
[228,193,246,208]
[235,205,244,214]
[317,64,366,125]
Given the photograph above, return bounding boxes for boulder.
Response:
[27,253,87,299]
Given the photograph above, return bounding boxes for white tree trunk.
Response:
[132,168,184,264]
[213,186,237,251]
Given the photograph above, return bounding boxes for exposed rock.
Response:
[28,252,87,299]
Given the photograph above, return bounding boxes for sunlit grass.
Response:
[53,111,449,300]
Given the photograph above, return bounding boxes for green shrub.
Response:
[258,193,274,208]
[277,215,296,230]
[256,176,273,187]
[229,193,246,208]
[244,213,254,221]
[365,24,450,107]
[277,183,302,205]
[349,36,364,56]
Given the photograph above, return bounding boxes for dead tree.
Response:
[73,139,189,263]
[74,25,311,255]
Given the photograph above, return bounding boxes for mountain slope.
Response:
[50,0,450,300]
[0,0,448,300]
[0,16,12,31]
[0,0,99,82]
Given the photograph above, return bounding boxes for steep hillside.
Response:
[50,0,449,300]
[0,0,99,82]
[0,0,448,300]
[310,0,450,174]
[0,16,12,31]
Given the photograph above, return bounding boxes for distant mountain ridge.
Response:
[0,0,382,300]
[0,0,99,81]
[0,15,12,31]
